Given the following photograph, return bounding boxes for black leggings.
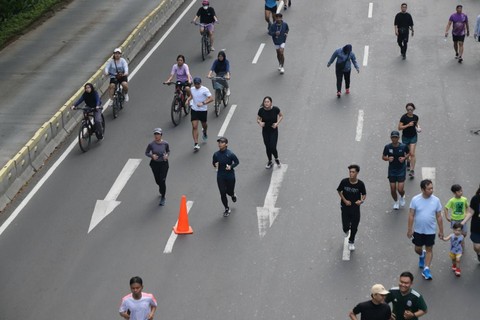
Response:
[262,129,279,161]
[217,176,236,208]
[335,70,351,92]
[150,160,169,196]
[341,207,360,243]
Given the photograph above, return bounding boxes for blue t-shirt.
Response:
[449,234,464,254]
[265,0,277,8]
[410,194,442,234]
[383,143,409,177]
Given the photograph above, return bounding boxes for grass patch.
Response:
[0,0,71,49]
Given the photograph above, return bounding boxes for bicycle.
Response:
[112,79,125,119]
[75,107,105,152]
[209,76,229,116]
[163,81,190,126]
[194,22,215,61]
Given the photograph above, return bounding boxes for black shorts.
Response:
[191,109,207,122]
[470,232,480,244]
[452,35,465,42]
[388,175,406,183]
[412,232,435,247]
[110,76,128,84]
[265,5,277,14]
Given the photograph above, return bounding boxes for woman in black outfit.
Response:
[72,83,103,140]
[257,96,284,169]
[145,128,170,206]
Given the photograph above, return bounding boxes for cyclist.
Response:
[71,83,103,140]
[192,0,218,51]
[207,50,231,96]
[105,48,129,103]
[164,54,192,98]
[186,77,213,152]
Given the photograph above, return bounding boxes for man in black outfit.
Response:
[337,164,366,251]
[349,284,391,320]
[394,3,414,59]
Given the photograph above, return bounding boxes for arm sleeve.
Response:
[122,59,129,74]
[231,152,239,169]
[382,145,389,157]
[327,50,338,65]
[352,304,361,315]
[360,181,366,195]
[285,23,289,34]
[73,95,85,107]
[119,298,127,313]
[165,142,170,154]
[225,60,230,73]
[418,296,428,312]
[268,24,275,36]
[212,153,218,166]
[336,179,344,192]
[350,53,360,69]
[210,60,218,72]
[104,60,111,75]
[145,143,153,158]
[94,92,101,106]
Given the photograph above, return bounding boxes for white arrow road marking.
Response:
[256,164,288,237]
[163,201,194,253]
[88,159,142,233]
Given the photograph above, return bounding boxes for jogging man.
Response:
[213,137,239,217]
[337,164,366,251]
[348,284,391,320]
[382,131,409,210]
[445,4,469,63]
[119,276,157,320]
[186,77,213,152]
[394,3,414,59]
[407,179,444,280]
[385,271,428,320]
[268,13,289,74]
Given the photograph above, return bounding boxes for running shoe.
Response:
[393,201,400,210]
[402,53,406,60]
[418,249,426,268]
[194,144,200,152]
[266,161,273,169]
[454,268,461,277]
[348,243,355,251]
[275,159,281,167]
[399,196,406,207]
[210,47,215,51]
[223,207,231,217]
[226,88,231,96]
[409,170,415,179]
[345,88,350,94]
[455,52,459,59]
[451,264,457,271]
[232,194,237,202]
[124,93,129,102]
[280,67,285,74]
[458,56,463,63]
[278,65,282,71]
[159,197,166,206]
[202,132,208,141]
[406,160,410,170]
[284,4,287,10]
[337,91,341,98]
[422,267,432,280]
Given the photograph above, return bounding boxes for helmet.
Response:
[202,0,209,5]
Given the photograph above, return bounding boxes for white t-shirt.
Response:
[119,293,157,320]
[190,85,212,111]
[410,194,442,234]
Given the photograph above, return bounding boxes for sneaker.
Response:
[458,56,463,63]
[399,196,406,207]
[337,91,341,98]
[418,249,426,268]
[265,161,273,169]
[406,160,410,170]
[454,268,461,277]
[194,144,200,152]
[275,159,281,167]
[210,47,215,51]
[202,132,208,141]
[409,170,415,179]
[402,53,406,60]
[393,201,400,210]
[124,93,129,102]
[451,264,457,271]
[348,243,355,251]
[345,88,350,94]
[455,52,459,59]
[159,197,166,206]
[226,88,231,96]
[422,267,432,280]
[231,194,237,202]
[284,4,287,10]
[280,67,285,74]
[223,207,231,217]
[278,65,282,71]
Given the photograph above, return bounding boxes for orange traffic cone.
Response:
[173,195,193,234]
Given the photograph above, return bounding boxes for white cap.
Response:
[113,48,122,53]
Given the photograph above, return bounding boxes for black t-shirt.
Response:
[258,106,281,131]
[383,143,409,176]
[196,7,216,24]
[337,178,366,207]
[394,12,414,33]
[399,113,419,138]
[469,195,480,234]
[352,300,391,320]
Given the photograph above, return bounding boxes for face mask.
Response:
[203,5,208,9]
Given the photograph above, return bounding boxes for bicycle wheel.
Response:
[183,100,190,115]
[214,89,221,117]
[78,122,91,152]
[171,95,182,126]
[101,114,105,135]
[112,97,119,119]
[222,88,229,107]
[201,35,207,61]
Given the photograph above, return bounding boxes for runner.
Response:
[385,271,428,320]
[268,13,289,74]
[398,103,420,179]
[119,276,157,320]
[145,128,170,206]
[257,96,284,169]
[186,77,213,152]
[264,0,277,30]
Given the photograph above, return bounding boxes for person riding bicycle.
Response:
[104,48,129,103]
[192,0,218,51]
[164,54,192,98]
[207,50,230,96]
[71,83,103,140]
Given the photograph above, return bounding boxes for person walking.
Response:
[461,184,480,262]
[257,96,284,169]
[186,77,213,152]
[213,137,239,217]
[145,128,170,206]
[119,276,157,320]
[394,3,414,59]
[337,164,366,251]
[327,44,360,98]
[474,13,480,41]
[382,131,410,210]
[268,13,289,74]
[444,184,469,238]
[442,222,464,277]
[348,284,391,320]
[407,179,444,280]
[445,5,470,63]
[398,103,420,179]
[385,271,428,320]
[264,0,277,30]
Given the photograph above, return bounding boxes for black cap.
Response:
[217,136,228,143]
[390,130,400,137]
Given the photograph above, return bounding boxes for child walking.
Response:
[444,184,469,242]
[443,222,464,277]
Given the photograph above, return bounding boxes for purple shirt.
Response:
[171,63,190,82]
[450,13,468,36]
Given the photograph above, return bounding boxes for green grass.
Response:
[0,0,66,48]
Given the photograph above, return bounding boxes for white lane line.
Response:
[363,45,369,66]
[355,109,364,142]
[163,200,194,253]
[368,3,373,18]
[256,164,288,237]
[422,167,436,184]
[217,104,237,137]
[342,231,351,261]
[276,1,285,14]
[88,159,142,233]
[0,0,199,236]
[252,43,266,64]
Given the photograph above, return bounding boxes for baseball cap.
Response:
[113,48,122,53]
[153,128,162,134]
[371,284,389,295]
[217,136,228,143]
[193,77,202,84]
[390,130,400,137]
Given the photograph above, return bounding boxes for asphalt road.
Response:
[1,0,480,319]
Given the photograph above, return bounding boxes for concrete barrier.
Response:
[0,0,186,212]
